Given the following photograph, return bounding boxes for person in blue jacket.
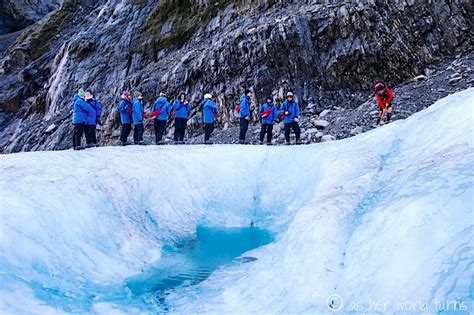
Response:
[84,90,102,147]
[173,91,191,144]
[117,90,132,145]
[202,93,217,144]
[279,91,302,145]
[239,89,252,144]
[259,96,278,145]
[72,88,95,150]
[150,92,171,144]
[132,91,145,145]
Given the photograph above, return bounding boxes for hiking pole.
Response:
[379,108,386,124]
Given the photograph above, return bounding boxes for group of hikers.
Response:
[71,83,394,150]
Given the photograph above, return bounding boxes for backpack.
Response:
[261,108,271,118]
[150,101,166,119]
[278,113,286,122]
[278,103,291,122]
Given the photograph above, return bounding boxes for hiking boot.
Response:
[259,140,264,145]
[74,146,85,151]
[296,139,302,145]
[179,141,186,144]
[285,141,291,145]
[205,140,213,145]
[266,142,273,146]
[85,143,94,148]
[116,141,129,146]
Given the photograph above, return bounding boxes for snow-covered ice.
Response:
[0,88,473,314]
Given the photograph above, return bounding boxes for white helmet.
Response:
[204,93,212,99]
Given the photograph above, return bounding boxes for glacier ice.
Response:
[0,88,473,314]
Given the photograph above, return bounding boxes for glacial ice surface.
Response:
[0,88,473,314]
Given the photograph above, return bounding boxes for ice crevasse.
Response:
[0,88,473,314]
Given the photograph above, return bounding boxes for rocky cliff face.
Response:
[0,0,472,152]
[0,0,62,35]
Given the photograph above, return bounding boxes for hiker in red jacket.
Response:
[374,82,394,126]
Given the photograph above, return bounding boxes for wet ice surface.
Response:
[0,89,472,314]
[126,226,273,304]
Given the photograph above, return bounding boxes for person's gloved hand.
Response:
[285,111,289,115]
[97,117,102,125]
[294,117,299,122]
[245,116,251,121]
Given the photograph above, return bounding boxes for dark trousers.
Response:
[284,122,301,142]
[239,117,249,141]
[73,123,85,148]
[133,123,144,143]
[260,123,273,143]
[154,119,167,143]
[84,124,97,145]
[120,123,132,143]
[204,123,214,141]
[174,118,187,141]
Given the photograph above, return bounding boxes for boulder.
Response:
[319,109,330,117]
[321,135,336,142]
[449,74,462,84]
[350,126,363,135]
[313,119,330,129]
[44,124,56,133]
[413,75,428,81]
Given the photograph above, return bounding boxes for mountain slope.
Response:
[0,0,472,152]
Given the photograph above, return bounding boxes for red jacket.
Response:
[376,87,393,110]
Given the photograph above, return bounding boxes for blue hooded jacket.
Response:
[239,94,251,118]
[118,99,132,124]
[279,100,300,123]
[259,103,278,124]
[151,96,171,121]
[202,99,218,124]
[86,98,102,125]
[173,99,191,119]
[72,95,95,124]
[132,99,144,125]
